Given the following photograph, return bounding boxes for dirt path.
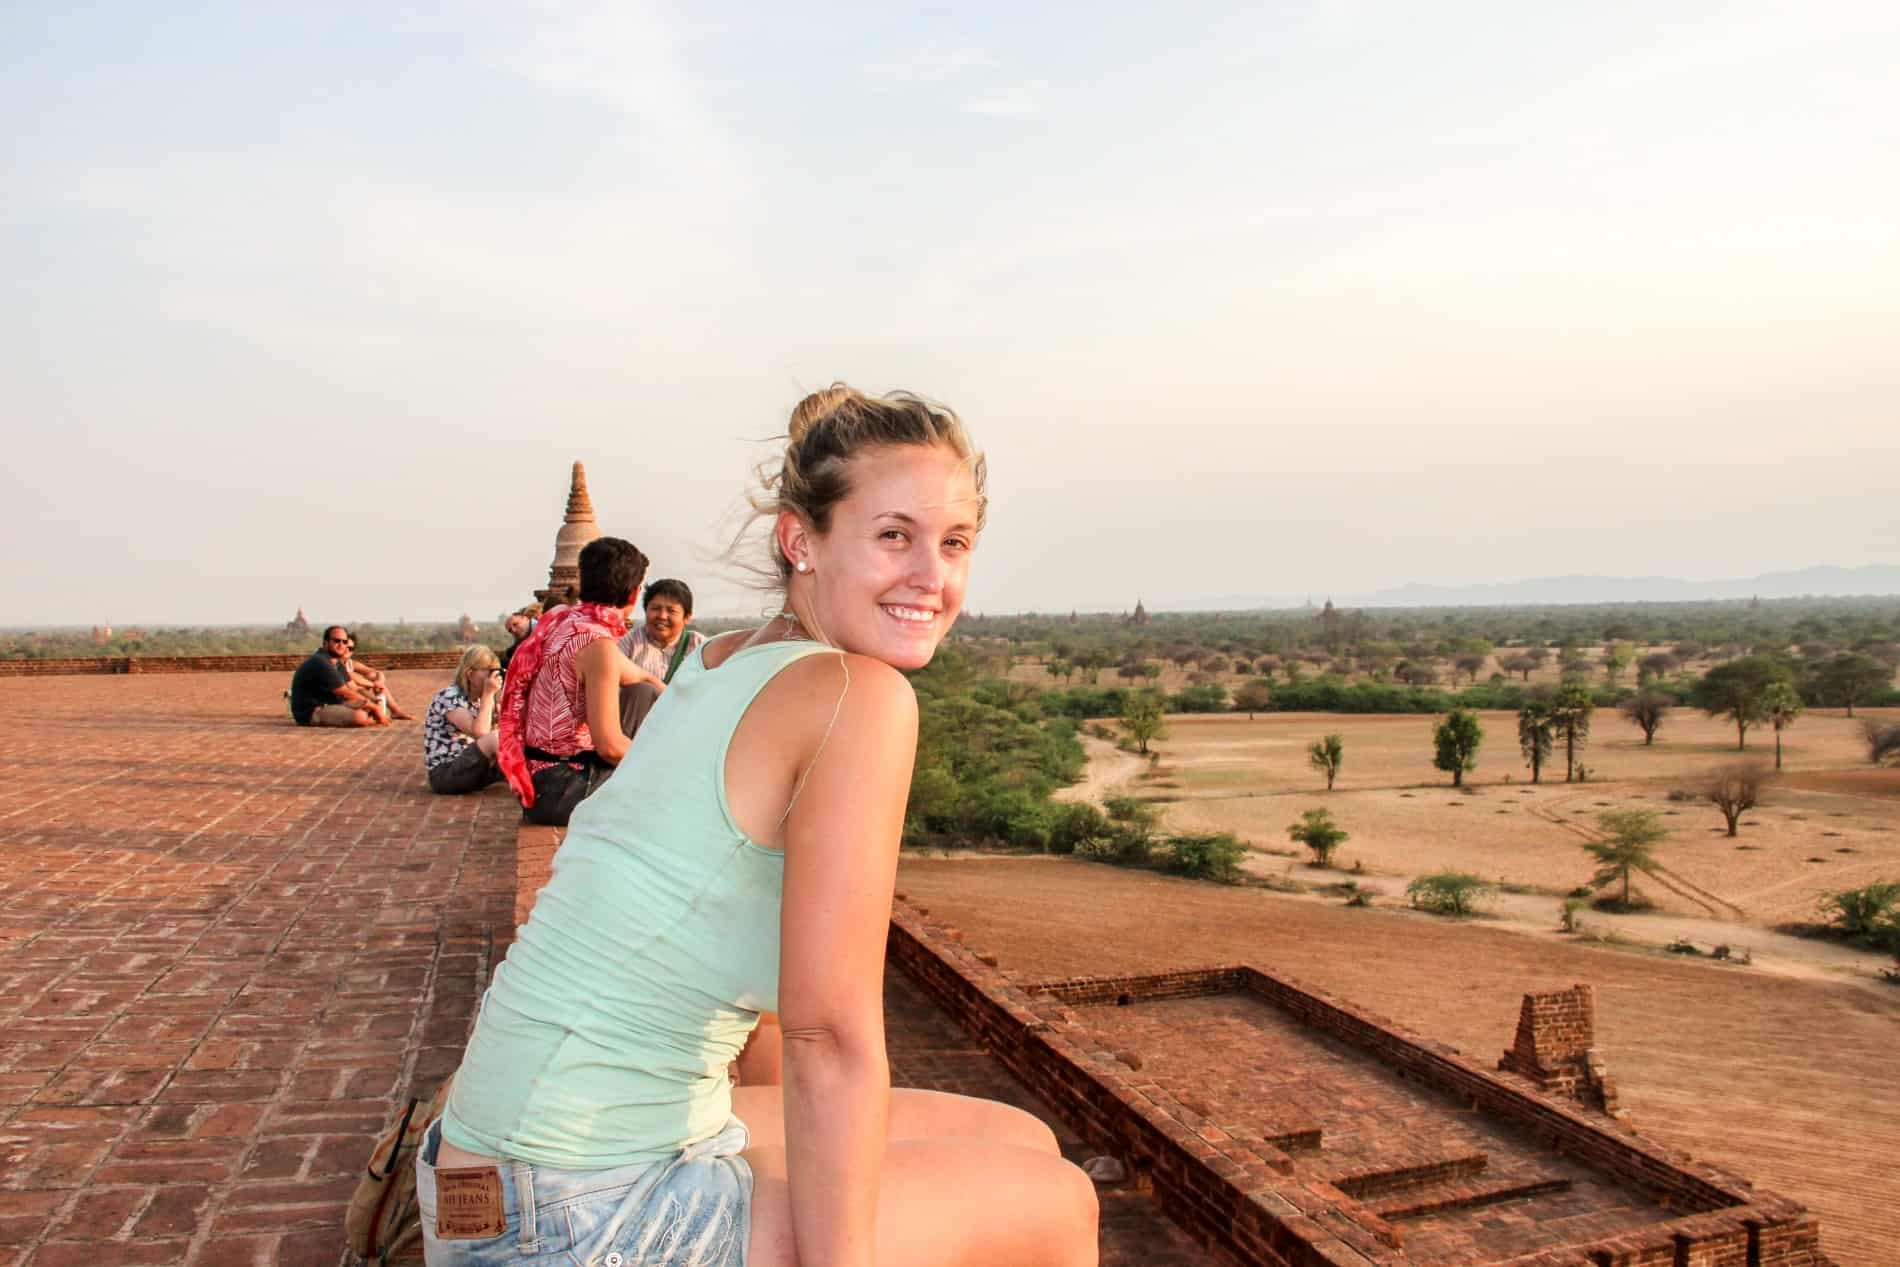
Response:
[1055,733,1149,805]
[1240,855,1890,983]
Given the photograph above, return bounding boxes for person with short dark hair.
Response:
[616,578,706,685]
[496,537,665,826]
[289,626,386,727]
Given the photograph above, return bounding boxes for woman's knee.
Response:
[991,1101,1061,1154]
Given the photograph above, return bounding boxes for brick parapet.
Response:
[886,898,1831,1267]
[0,651,463,677]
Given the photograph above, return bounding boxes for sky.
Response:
[3,1,1897,625]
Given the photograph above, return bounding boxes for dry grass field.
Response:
[1133,708,1900,930]
[892,856,1900,1267]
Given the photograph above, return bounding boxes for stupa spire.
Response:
[565,462,595,522]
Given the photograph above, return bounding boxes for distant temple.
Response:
[284,607,309,635]
[535,462,601,609]
[1129,598,1150,626]
[456,613,479,642]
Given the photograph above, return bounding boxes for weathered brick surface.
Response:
[0,671,514,1266]
[886,903,1834,1267]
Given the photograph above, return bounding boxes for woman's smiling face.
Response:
[786,443,980,670]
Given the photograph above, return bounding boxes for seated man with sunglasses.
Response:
[289,626,389,727]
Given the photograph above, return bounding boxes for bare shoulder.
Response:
[786,652,913,712]
[699,628,753,669]
[575,635,622,672]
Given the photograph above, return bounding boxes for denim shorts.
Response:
[417,1118,752,1267]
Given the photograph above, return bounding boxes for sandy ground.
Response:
[1102,709,1900,934]
[892,855,1900,1267]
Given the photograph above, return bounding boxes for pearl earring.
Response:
[795,560,809,573]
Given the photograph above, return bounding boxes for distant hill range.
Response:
[1162,565,1900,612]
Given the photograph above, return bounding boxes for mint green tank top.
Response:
[442,638,836,1169]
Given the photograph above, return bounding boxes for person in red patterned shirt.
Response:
[496,537,665,826]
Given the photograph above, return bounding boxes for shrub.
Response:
[1047,802,1109,856]
[1286,808,1349,867]
[1163,833,1247,883]
[1171,683,1229,713]
[1077,824,1154,867]
[1406,871,1493,916]
[968,786,1054,850]
[1591,890,1656,913]
[1559,897,1587,932]
[1103,796,1157,828]
[1820,881,1900,947]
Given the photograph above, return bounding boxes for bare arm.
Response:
[576,638,635,765]
[446,677,501,738]
[776,657,916,1267]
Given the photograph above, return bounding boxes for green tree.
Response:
[1517,697,1555,783]
[1691,655,1793,751]
[1232,680,1272,719]
[1432,708,1483,788]
[1619,690,1670,746]
[1603,640,1634,686]
[1502,652,1539,682]
[1307,733,1344,791]
[1761,681,1803,771]
[1547,682,1594,782]
[1120,689,1168,755]
[1287,808,1348,867]
[1584,809,1668,907]
[1815,652,1890,718]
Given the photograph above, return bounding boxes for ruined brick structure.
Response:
[1499,984,1626,1120]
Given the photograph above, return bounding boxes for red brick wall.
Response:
[0,651,462,677]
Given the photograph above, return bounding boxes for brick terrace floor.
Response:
[0,672,1212,1267]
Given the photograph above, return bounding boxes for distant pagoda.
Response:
[536,462,601,609]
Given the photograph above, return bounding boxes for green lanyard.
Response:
[663,632,695,684]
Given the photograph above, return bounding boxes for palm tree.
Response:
[1583,809,1669,907]
[1307,734,1344,790]
[1761,681,1804,771]
[1517,698,1555,783]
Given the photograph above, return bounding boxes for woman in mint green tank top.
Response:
[421,387,1100,1267]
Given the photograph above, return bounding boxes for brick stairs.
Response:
[1326,1150,1574,1224]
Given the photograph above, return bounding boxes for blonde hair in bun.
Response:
[733,382,987,587]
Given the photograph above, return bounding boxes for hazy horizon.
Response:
[5,3,1896,626]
